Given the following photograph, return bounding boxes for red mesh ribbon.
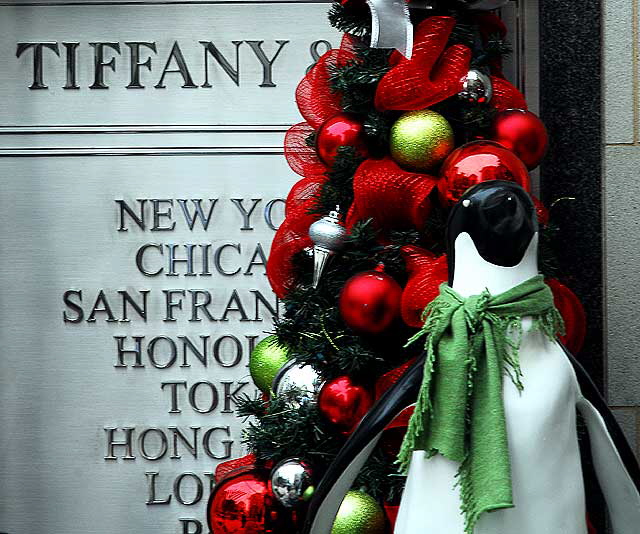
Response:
[267,173,326,299]
[384,504,400,531]
[375,16,472,111]
[547,278,587,355]
[267,217,313,299]
[284,122,327,177]
[285,175,326,222]
[273,36,358,299]
[491,76,528,111]
[400,246,449,328]
[375,358,417,431]
[347,157,438,230]
[295,34,358,129]
[214,454,257,484]
[376,358,415,399]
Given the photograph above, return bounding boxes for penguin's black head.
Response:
[446,180,537,284]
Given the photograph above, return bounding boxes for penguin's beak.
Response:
[483,191,526,237]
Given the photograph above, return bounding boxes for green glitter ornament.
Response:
[331,490,385,534]
[249,335,291,393]
[390,109,454,171]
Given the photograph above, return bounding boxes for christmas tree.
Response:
[207,2,587,532]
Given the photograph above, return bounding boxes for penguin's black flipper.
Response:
[564,346,640,489]
[301,354,426,534]
[564,345,640,532]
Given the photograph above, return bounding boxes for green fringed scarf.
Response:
[397,274,564,534]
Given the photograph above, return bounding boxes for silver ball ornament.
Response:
[270,458,315,508]
[459,69,493,104]
[272,360,323,404]
[308,207,347,288]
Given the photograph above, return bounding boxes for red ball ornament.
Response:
[339,263,403,334]
[318,376,374,435]
[316,113,369,167]
[547,278,587,355]
[438,140,530,206]
[491,109,548,170]
[207,471,288,534]
[531,195,550,227]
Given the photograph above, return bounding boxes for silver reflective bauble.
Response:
[270,458,315,508]
[272,360,323,404]
[458,69,493,103]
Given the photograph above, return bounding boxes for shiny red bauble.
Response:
[316,113,369,167]
[491,109,548,170]
[207,471,288,534]
[547,278,587,355]
[339,264,403,334]
[438,140,530,206]
[531,195,550,227]
[318,376,374,435]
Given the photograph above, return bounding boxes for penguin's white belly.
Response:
[395,325,587,534]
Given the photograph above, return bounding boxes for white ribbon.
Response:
[366,0,429,59]
[365,0,509,59]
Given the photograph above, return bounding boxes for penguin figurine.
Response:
[302,180,640,534]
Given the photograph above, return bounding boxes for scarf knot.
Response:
[462,289,491,333]
[398,275,565,534]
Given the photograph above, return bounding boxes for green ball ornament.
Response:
[249,336,291,393]
[331,490,385,534]
[390,109,455,171]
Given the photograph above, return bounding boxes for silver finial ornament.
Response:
[459,69,493,104]
[308,207,347,288]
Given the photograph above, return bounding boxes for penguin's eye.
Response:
[462,199,471,208]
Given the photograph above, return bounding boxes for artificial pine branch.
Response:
[473,34,513,68]
[356,448,407,503]
[312,146,365,215]
[240,389,343,462]
[240,388,409,502]
[448,19,476,48]
[420,197,450,254]
[328,2,371,37]
[363,110,395,150]
[330,46,393,114]
[434,98,497,145]
[275,220,420,381]
[235,392,268,419]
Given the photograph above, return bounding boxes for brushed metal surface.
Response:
[2,1,336,129]
[0,154,297,534]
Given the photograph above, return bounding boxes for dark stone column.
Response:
[539,0,605,529]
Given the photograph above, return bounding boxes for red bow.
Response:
[375,17,472,111]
